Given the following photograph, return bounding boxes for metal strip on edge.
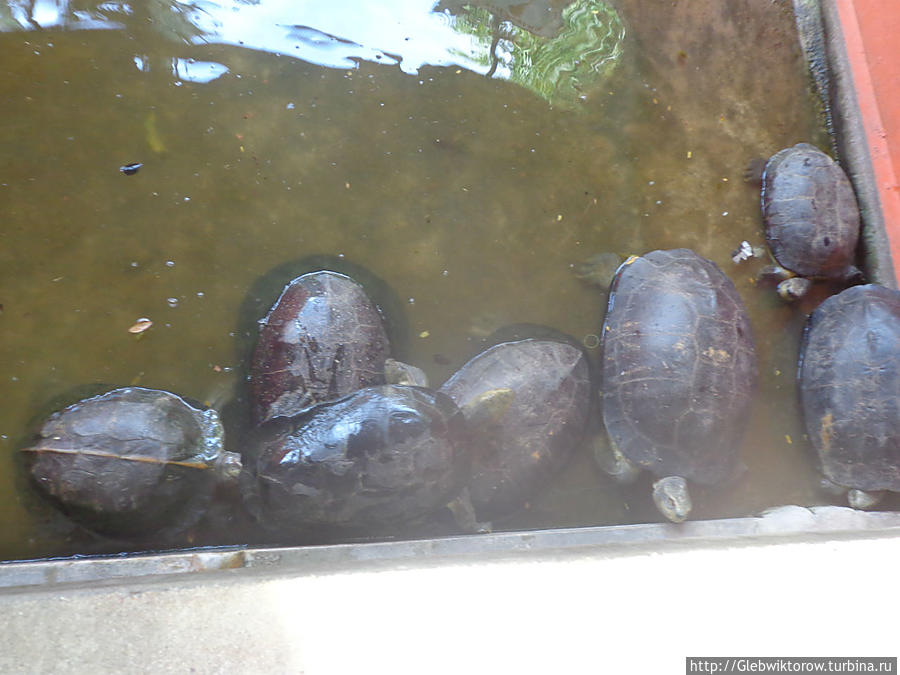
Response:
[2,506,900,592]
[821,0,899,287]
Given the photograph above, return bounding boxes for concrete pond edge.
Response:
[2,505,900,593]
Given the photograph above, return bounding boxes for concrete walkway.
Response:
[2,507,900,674]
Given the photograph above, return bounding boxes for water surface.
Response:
[0,0,841,560]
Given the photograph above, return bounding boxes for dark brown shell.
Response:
[20,387,233,538]
[249,271,390,424]
[799,284,900,492]
[246,385,467,530]
[439,339,591,520]
[762,143,860,278]
[601,249,758,484]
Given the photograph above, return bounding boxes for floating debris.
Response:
[120,162,143,176]
[128,318,153,334]
[731,240,754,264]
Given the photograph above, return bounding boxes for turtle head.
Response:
[847,488,884,510]
[214,451,244,485]
[776,277,812,302]
[384,358,430,387]
[652,476,692,523]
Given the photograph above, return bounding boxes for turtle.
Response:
[798,284,900,509]
[243,384,469,531]
[19,387,241,539]
[748,143,862,300]
[249,270,390,425]
[439,338,592,521]
[599,248,758,522]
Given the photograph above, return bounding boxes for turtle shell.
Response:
[20,387,237,538]
[799,284,900,492]
[601,249,758,484]
[249,270,390,424]
[439,339,591,520]
[762,143,860,278]
[247,384,467,530]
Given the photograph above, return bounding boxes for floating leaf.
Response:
[128,318,153,334]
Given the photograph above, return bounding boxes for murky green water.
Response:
[1,0,851,560]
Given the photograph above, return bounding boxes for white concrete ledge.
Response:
[2,506,899,674]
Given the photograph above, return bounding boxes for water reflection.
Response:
[1,0,624,105]
[0,0,125,31]
[134,54,230,83]
[0,0,838,559]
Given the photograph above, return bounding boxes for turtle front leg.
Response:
[592,434,641,484]
[447,487,492,534]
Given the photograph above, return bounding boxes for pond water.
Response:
[0,0,858,560]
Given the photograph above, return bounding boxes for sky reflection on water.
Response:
[2,0,624,105]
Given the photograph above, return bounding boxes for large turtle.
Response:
[439,338,592,521]
[20,387,241,539]
[752,143,861,300]
[249,270,390,424]
[599,248,758,522]
[799,284,900,509]
[243,384,469,531]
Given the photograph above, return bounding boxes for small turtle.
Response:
[799,284,900,509]
[748,143,861,300]
[244,384,468,531]
[439,338,592,521]
[20,387,241,539]
[249,270,390,424]
[599,249,758,522]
